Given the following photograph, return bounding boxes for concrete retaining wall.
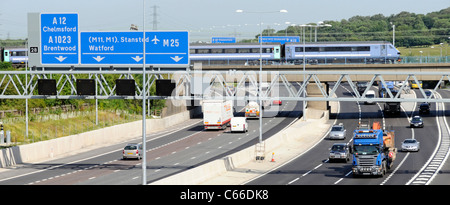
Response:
[151,109,330,185]
[0,110,193,168]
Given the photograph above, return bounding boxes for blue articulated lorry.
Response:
[350,122,397,177]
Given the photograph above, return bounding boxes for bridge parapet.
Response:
[201,63,450,81]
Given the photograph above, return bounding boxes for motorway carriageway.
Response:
[0,84,302,185]
[246,83,450,185]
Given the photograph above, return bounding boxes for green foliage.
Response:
[255,7,450,47]
[0,62,13,70]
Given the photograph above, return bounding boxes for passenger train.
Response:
[1,41,401,68]
[1,47,28,68]
[190,41,401,65]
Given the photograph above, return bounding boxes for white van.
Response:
[230,117,248,133]
[364,90,376,104]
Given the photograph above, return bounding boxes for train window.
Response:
[197,49,210,54]
[190,49,196,54]
[224,48,237,53]
[11,51,27,56]
[324,47,351,52]
[356,46,370,51]
[305,47,319,52]
[211,49,223,53]
[238,48,250,53]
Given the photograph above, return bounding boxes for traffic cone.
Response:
[271,152,275,162]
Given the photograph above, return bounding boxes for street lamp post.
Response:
[235,9,287,146]
[313,22,332,42]
[390,22,396,47]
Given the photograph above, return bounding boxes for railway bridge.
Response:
[199,63,450,81]
[197,62,450,119]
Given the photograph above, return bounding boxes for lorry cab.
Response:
[230,117,248,133]
[351,126,396,177]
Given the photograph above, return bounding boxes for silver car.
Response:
[401,139,420,152]
[329,143,350,162]
[329,123,346,140]
[122,143,143,160]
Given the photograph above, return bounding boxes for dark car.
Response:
[410,116,424,128]
[419,103,430,114]
[328,143,350,163]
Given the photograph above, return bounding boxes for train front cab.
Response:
[1,48,9,63]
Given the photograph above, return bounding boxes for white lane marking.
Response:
[406,91,450,185]
[281,89,340,185]
[0,120,203,183]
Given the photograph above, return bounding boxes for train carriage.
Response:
[284,41,401,64]
[189,43,282,66]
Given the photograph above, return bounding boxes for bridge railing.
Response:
[400,56,449,64]
[191,56,450,66]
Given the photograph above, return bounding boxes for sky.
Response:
[0,0,448,42]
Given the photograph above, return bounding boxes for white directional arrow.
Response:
[93,56,105,62]
[170,56,183,62]
[55,56,67,62]
[131,56,143,62]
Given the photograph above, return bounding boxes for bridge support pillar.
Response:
[304,82,330,120]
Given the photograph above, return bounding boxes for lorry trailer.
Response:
[245,101,260,118]
[203,100,233,130]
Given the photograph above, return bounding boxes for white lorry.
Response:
[245,101,260,118]
[203,100,233,130]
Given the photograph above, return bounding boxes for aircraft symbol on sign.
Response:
[151,35,160,44]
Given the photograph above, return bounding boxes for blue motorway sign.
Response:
[40,13,79,64]
[80,31,189,66]
[212,37,236,44]
[259,36,300,44]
